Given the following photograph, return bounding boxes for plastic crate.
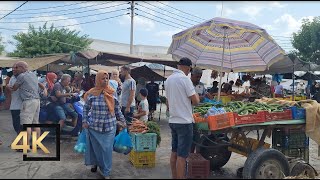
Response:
[290,106,306,120]
[186,153,210,179]
[129,150,156,168]
[272,128,309,149]
[294,96,307,101]
[195,122,209,131]
[265,109,293,122]
[207,112,235,131]
[130,133,157,152]
[193,113,206,123]
[234,111,267,125]
[215,96,232,105]
[274,147,309,163]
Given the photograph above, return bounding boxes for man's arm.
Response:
[189,93,200,106]
[55,90,73,98]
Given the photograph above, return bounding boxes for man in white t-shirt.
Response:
[165,57,200,179]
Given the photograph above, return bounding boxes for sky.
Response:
[0,1,318,54]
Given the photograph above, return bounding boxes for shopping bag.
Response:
[113,128,132,155]
[74,130,86,153]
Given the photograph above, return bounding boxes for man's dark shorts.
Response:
[169,123,193,158]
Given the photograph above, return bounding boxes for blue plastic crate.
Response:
[130,133,157,152]
[290,106,306,120]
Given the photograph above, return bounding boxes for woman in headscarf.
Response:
[110,69,122,96]
[40,72,58,124]
[82,70,127,179]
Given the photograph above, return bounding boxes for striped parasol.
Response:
[168,17,288,100]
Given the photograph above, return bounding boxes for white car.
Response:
[281,80,307,94]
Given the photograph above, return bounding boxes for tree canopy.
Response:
[292,16,320,64]
[9,23,92,58]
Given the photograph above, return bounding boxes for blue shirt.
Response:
[83,93,125,133]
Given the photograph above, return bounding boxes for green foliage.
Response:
[8,23,92,58]
[292,16,320,64]
[0,34,4,55]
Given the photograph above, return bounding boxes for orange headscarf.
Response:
[84,70,115,115]
[46,72,57,91]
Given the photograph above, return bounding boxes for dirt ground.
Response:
[1,105,320,179]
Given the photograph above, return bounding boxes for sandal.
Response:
[91,165,97,173]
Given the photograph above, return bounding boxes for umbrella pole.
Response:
[217,26,228,102]
[292,58,295,100]
[158,65,166,122]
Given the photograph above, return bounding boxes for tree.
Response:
[0,34,4,55]
[8,23,92,58]
[292,16,320,64]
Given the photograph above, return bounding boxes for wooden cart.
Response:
[194,119,317,179]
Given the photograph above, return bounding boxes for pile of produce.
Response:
[194,103,223,116]
[128,119,149,133]
[224,101,290,115]
[146,121,161,147]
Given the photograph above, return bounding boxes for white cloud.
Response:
[274,14,314,36]
[239,1,286,19]
[118,15,155,31]
[215,5,235,17]
[261,24,278,31]
[268,1,287,8]
[154,29,182,38]
[0,1,18,11]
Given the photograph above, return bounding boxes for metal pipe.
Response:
[130,1,134,54]
[217,26,228,101]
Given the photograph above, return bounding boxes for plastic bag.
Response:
[74,130,86,153]
[113,128,132,155]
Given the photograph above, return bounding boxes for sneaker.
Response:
[91,165,97,173]
[104,176,110,179]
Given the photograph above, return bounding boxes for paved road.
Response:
[0,108,319,179]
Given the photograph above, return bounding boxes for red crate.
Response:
[265,109,293,122]
[186,153,210,179]
[193,113,206,123]
[234,111,267,125]
[207,112,235,131]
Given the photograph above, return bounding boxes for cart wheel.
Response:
[197,134,232,170]
[243,148,290,179]
[290,162,316,178]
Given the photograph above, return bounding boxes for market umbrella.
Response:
[168,17,287,100]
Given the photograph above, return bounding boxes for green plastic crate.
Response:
[130,133,157,152]
[195,122,209,131]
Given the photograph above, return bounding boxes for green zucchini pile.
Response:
[194,103,215,116]
[224,101,289,115]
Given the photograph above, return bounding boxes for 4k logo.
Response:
[11,124,60,161]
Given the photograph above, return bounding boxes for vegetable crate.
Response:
[195,122,209,131]
[207,112,235,131]
[193,113,206,123]
[214,96,232,104]
[272,127,309,149]
[265,109,293,122]
[186,153,210,179]
[274,147,309,163]
[228,133,271,157]
[130,133,157,152]
[289,106,306,120]
[234,111,267,125]
[129,150,156,168]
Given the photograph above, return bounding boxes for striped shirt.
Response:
[83,93,125,133]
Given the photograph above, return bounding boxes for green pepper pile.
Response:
[194,103,223,115]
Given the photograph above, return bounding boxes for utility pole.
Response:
[130,1,134,54]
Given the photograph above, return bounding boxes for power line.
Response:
[156,1,206,21]
[3,2,130,20]
[0,1,28,21]
[0,1,88,12]
[135,9,190,29]
[0,13,129,31]
[135,3,196,27]
[140,1,203,24]
[0,8,129,24]
[135,13,183,29]
[0,1,116,16]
